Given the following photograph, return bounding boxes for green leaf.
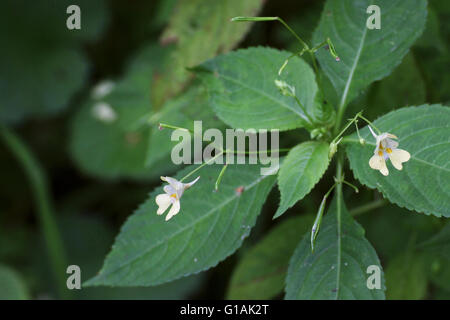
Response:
[227,214,314,299]
[275,141,330,218]
[285,195,385,300]
[313,0,427,108]
[0,264,29,300]
[385,252,427,300]
[85,162,277,287]
[152,0,265,106]
[346,104,450,217]
[194,47,318,131]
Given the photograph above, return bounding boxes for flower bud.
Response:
[328,142,338,159]
[274,79,295,97]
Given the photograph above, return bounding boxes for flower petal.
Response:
[183,176,200,189]
[386,138,399,149]
[165,200,181,221]
[161,176,184,191]
[386,133,398,140]
[388,149,411,170]
[164,185,176,196]
[369,155,389,176]
[368,126,378,139]
[156,194,172,215]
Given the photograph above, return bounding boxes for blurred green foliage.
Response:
[0,0,449,300]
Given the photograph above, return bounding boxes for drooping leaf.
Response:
[346,104,450,217]
[194,47,318,131]
[313,0,427,108]
[152,0,265,106]
[385,252,427,300]
[85,162,277,287]
[285,194,385,300]
[275,141,330,218]
[0,264,29,300]
[227,214,314,299]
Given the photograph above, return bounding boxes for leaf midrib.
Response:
[338,22,368,109]
[94,165,278,281]
[216,73,307,120]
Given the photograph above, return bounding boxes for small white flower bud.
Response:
[91,80,115,99]
[92,102,117,123]
[329,142,338,159]
[274,79,295,97]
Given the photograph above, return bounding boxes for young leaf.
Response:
[227,214,314,299]
[275,141,330,218]
[285,195,385,300]
[193,47,318,131]
[313,0,427,108]
[346,104,450,217]
[85,163,277,287]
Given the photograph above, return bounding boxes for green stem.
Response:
[276,17,309,50]
[180,151,224,182]
[350,199,387,216]
[341,180,359,193]
[331,112,361,144]
[158,123,191,133]
[311,182,337,252]
[358,114,382,134]
[215,164,228,191]
[335,153,344,298]
[0,125,70,299]
[293,96,314,125]
[232,16,309,50]
[224,148,291,155]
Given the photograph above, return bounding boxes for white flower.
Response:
[92,102,117,123]
[91,80,115,99]
[368,126,410,176]
[155,176,200,221]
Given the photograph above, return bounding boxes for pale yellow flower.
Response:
[155,176,200,221]
[368,126,410,176]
